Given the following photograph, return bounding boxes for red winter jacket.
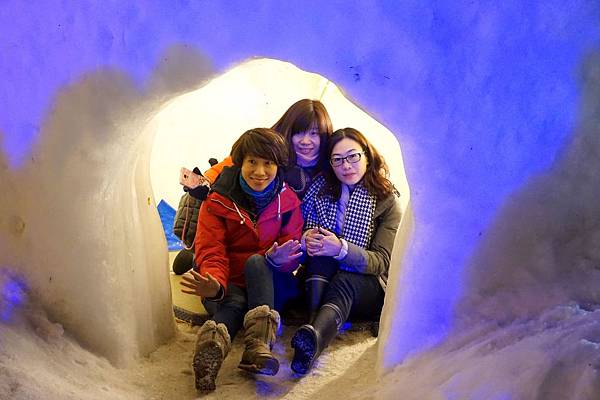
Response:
[193,166,303,291]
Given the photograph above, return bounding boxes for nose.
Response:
[341,158,353,168]
[299,133,311,144]
[254,163,266,176]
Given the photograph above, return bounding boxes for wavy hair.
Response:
[322,127,394,200]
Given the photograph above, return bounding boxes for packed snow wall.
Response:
[0,73,179,366]
[1,1,599,372]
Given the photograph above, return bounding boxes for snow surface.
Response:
[1,278,598,399]
[0,289,379,400]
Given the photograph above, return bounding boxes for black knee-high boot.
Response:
[290,304,341,374]
[305,275,329,324]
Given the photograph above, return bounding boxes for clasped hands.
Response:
[303,227,342,257]
[180,232,336,298]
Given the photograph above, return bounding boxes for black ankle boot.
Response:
[291,305,340,374]
[172,248,194,275]
[305,275,329,324]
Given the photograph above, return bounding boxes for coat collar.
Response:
[209,166,298,223]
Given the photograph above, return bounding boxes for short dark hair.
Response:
[271,99,333,170]
[322,127,394,200]
[230,128,288,168]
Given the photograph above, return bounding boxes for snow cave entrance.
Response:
[146,58,411,325]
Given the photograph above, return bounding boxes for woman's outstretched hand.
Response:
[267,239,303,266]
[305,227,342,257]
[180,270,221,298]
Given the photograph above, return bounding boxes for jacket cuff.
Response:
[333,238,349,260]
[204,285,225,302]
[339,242,368,274]
[265,253,281,269]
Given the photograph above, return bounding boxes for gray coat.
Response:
[338,192,402,290]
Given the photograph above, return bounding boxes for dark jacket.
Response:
[173,193,203,248]
[283,164,321,201]
[340,192,402,290]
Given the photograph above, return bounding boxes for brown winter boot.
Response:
[192,320,231,392]
[238,305,281,375]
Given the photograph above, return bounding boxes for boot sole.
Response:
[193,341,223,392]
[291,327,317,374]
[238,355,280,376]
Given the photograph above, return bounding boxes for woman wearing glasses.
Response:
[291,127,402,374]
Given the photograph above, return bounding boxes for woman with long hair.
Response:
[291,127,402,374]
[270,98,333,199]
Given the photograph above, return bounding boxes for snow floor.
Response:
[2,259,599,400]
[0,302,378,400]
[1,299,599,399]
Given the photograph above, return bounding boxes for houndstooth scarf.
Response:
[302,176,376,248]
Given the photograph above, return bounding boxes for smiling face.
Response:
[330,137,368,187]
[241,155,278,192]
[291,124,321,166]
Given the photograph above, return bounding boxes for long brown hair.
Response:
[271,99,333,170]
[322,128,394,200]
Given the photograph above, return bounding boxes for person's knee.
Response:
[244,254,268,276]
[245,253,266,268]
[324,272,356,304]
[328,271,355,291]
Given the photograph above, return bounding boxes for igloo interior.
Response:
[1,2,599,399]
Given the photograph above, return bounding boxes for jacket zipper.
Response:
[210,196,290,232]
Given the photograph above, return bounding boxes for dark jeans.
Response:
[202,283,247,339]
[321,271,385,326]
[201,254,299,338]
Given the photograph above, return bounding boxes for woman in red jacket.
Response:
[180,128,304,392]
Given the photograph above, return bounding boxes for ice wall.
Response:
[458,54,600,324]
[1,0,599,379]
[360,50,600,400]
[0,72,179,365]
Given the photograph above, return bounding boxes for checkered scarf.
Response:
[302,176,376,248]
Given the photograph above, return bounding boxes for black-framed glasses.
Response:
[330,152,365,167]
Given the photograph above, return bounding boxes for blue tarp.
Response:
[157,200,184,251]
